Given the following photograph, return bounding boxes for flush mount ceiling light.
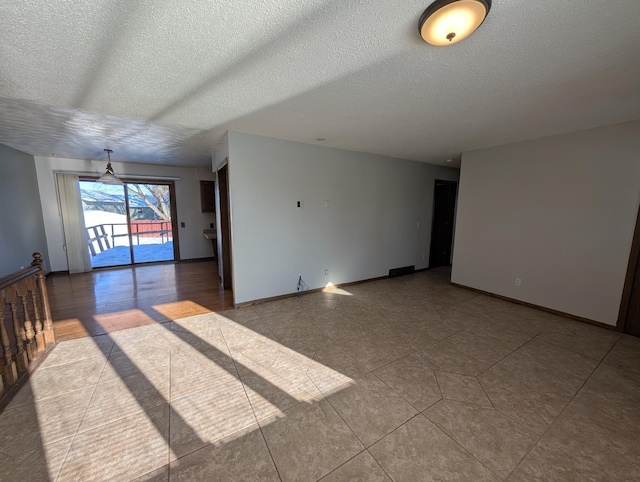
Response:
[419,0,491,46]
[97,149,124,185]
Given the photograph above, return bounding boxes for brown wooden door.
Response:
[429,180,457,268]
[218,164,233,291]
[620,207,640,336]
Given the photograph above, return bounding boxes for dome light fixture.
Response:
[97,149,124,185]
[419,0,491,46]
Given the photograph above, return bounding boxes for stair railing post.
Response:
[32,253,55,345]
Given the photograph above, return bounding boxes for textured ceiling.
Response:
[1,0,639,168]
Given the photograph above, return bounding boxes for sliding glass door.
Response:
[80,180,177,268]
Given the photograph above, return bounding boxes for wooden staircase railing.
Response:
[0,253,56,404]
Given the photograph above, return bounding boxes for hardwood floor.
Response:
[47,260,233,341]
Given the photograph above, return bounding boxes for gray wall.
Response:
[227,131,459,304]
[452,120,640,325]
[0,144,48,276]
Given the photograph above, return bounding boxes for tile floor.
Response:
[1,269,639,481]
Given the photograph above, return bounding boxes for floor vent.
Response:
[389,265,415,278]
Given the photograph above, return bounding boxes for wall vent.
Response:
[389,265,415,278]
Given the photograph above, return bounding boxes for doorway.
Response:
[429,180,457,268]
[217,164,233,291]
[80,180,179,268]
[619,206,640,336]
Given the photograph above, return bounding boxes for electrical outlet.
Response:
[325,269,329,275]
[422,254,426,260]
[515,278,522,286]
[325,200,330,208]
[298,273,302,279]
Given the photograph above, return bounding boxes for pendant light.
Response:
[419,0,491,46]
[97,149,124,185]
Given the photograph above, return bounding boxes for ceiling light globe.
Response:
[419,0,490,46]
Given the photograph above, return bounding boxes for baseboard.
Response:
[234,274,390,308]
[450,282,615,331]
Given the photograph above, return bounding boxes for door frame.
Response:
[617,204,640,332]
[217,162,233,292]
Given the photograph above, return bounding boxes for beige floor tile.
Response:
[413,342,490,376]
[467,319,539,350]
[479,365,571,434]
[535,330,618,361]
[425,399,537,478]
[131,465,169,482]
[307,343,365,394]
[170,347,239,400]
[101,344,171,382]
[170,312,221,336]
[170,425,279,481]
[216,307,261,324]
[79,366,170,432]
[435,371,492,407]
[418,315,466,341]
[240,365,322,421]
[169,328,231,359]
[493,350,584,399]
[369,414,499,481]
[0,387,93,455]
[373,355,441,411]
[114,322,180,353]
[601,334,640,376]
[507,436,602,481]
[452,298,508,319]
[327,372,418,447]
[582,363,640,405]
[307,311,375,344]
[58,404,170,481]
[516,338,599,381]
[9,355,106,407]
[338,332,416,371]
[320,450,391,482]
[438,307,487,327]
[260,398,364,482]
[220,318,280,348]
[40,333,114,368]
[170,379,256,459]
[545,403,640,479]
[0,436,73,482]
[440,330,514,365]
[271,346,316,372]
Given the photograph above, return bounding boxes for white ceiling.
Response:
[1,0,639,168]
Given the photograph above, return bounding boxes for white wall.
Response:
[34,156,216,272]
[452,120,640,325]
[227,131,459,304]
[0,144,48,276]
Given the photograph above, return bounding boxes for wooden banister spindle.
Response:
[31,253,55,345]
[28,276,45,352]
[0,295,18,385]
[5,288,28,372]
[16,280,37,362]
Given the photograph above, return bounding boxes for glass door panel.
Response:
[80,180,132,268]
[126,183,175,264]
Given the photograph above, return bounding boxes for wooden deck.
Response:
[47,260,233,341]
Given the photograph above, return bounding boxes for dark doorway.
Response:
[618,206,640,336]
[429,180,457,268]
[218,163,233,291]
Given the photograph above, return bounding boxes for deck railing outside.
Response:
[87,221,173,256]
